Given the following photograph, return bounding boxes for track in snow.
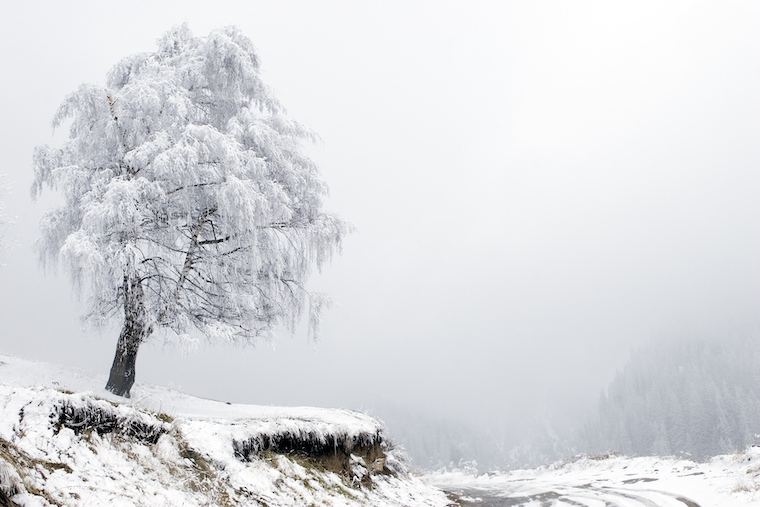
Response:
[428,452,759,507]
[444,482,702,507]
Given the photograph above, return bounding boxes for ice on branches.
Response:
[31,24,351,395]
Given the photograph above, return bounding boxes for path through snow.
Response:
[427,452,760,506]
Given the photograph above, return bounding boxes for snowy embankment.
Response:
[0,354,450,506]
[428,451,760,506]
[6,354,760,507]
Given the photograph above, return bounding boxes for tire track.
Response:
[444,483,703,507]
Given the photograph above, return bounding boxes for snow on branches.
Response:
[32,24,351,396]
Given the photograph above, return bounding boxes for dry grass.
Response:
[732,476,758,493]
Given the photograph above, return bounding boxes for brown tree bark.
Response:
[105,275,151,397]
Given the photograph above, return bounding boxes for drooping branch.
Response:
[166,181,222,196]
[107,95,129,155]
[198,236,230,245]
[155,204,218,325]
[34,25,351,398]
[177,205,218,289]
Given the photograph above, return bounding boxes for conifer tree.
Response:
[32,25,350,397]
[589,335,760,459]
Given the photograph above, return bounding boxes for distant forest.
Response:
[583,333,760,460]
[383,333,760,470]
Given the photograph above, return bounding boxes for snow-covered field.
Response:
[0,354,450,506]
[2,353,760,506]
[427,451,760,506]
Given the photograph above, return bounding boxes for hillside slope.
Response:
[0,355,451,506]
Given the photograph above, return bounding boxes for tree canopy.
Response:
[32,25,351,396]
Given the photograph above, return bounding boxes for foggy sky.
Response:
[1,1,759,439]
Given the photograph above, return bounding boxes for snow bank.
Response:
[0,354,451,506]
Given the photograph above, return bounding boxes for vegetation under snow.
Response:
[0,355,450,506]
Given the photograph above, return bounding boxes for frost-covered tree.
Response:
[32,25,351,397]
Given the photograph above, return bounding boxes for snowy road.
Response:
[443,482,702,506]
[426,452,760,507]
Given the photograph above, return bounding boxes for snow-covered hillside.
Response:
[0,354,450,506]
[4,354,760,506]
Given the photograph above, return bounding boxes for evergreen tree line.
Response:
[378,334,760,470]
[582,333,760,460]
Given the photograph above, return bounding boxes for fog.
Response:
[1,1,759,465]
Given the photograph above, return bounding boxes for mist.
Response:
[1,1,759,469]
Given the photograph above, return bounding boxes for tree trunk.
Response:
[106,274,151,398]
[105,319,146,397]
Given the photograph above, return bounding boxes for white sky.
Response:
[1,1,759,439]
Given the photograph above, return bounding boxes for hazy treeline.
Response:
[583,334,760,460]
[376,405,510,471]
[384,415,573,471]
[378,402,581,470]
[383,333,760,470]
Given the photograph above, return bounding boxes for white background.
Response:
[1,1,759,439]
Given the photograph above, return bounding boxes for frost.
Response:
[32,25,353,396]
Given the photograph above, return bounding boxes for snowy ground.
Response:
[0,353,450,506]
[3,353,760,506]
[426,451,760,506]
